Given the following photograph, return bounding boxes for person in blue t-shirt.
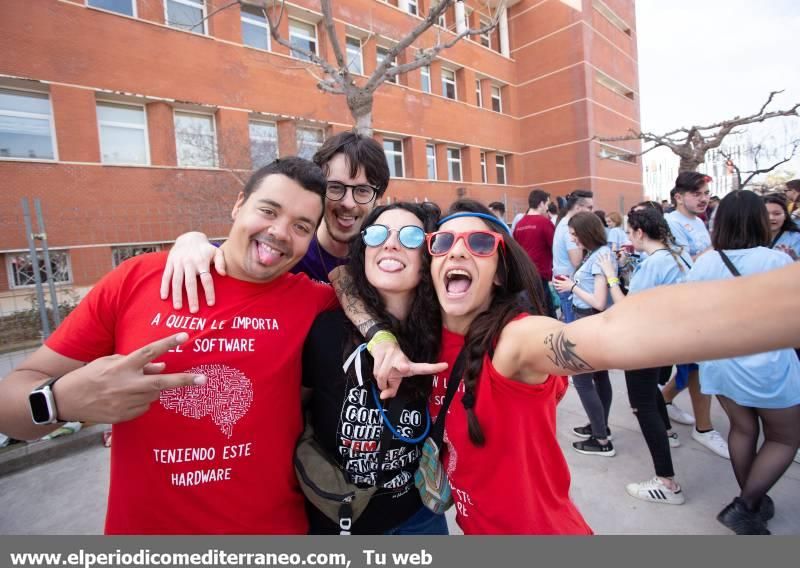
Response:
[553,212,616,457]
[661,172,729,460]
[599,208,692,506]
[763,193,800,261]
[686,190,800,535]
[551,190,594,323]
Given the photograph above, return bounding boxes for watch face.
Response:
[29,391,52,424]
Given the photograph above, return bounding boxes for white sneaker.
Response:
[666,402,695,425]
[667,432,680,448]
[692,429,730,459]
[626,477,685,505]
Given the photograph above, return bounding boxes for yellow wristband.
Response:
[367,330,397,354]
[607,277,621,287]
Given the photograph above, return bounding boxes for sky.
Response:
[635,0,800,178]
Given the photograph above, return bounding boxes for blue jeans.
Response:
[557,289,576,323]
[384,506,449,535]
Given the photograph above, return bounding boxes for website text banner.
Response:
[0,536,792,568]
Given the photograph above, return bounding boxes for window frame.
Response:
[376,46,398,84]
[383,138,405,179]
[248,118,279,169]
[447,147,462,182]
[6,250,72,290]
[164,0,208,35]
[420,65,431,93]
[0,87,58,162]
[441,68,457,100]
[426,143,437,180]
[296,126,324,161]
[112,245,161,268]
[479,16,492,48]
[407,0,419,16]
[240,3,271,51]
[174,109,218,168]
[491,85,502,113]
[288,17,319,61]
[345,36,364,75]
[475,79,482,107]
[480,151,487,183]
[495,154,506,185]
[598,143,637,164]
[96,100,150,165]
[86,0,137,17]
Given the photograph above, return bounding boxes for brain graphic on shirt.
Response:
[160,364,253,438]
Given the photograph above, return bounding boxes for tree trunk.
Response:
[678,155,703,172]
[347,90,374,137]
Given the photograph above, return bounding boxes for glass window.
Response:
[97,102,148,165]
[447,148,461,182]
[491,85,502,112]
[441,69,456,100]
[289,19,317,61]
[420,66,431,93]
[296,127,323,160]
[88,0,135,16]
[377,46,397,84]
[249,120,278,169]
[383,139,404,178]
[480,151,487,183]
[346,37,363,75]
[0,89,55,160]
[479,17,491,48]
[475,80,482,107]
[496,155,506,184]
[174,111,216,167]
[426,144,436,180]
[112,245,160,268]
[7,250,71,289]
[438,12,446,28]
[407,0,418,16]
[241,4,269,50]
[165,0,206,34]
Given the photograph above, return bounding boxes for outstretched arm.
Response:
[159,232,227,313]
[495,261,800,382]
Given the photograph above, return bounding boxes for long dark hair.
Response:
[568,212,607,253]
[440,199,545,446]
[712,190,770,250]
[763,194,800,235]
[627,209,687,272]
[345,203,441,399]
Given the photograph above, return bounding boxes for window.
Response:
[383,139,404,178]
[596,70,635,100]
[289,19,317,61]
[437,12,446,28]
[479,17,491,48]
[241,4,269,50]
[296,127,323,160]
[165,0,206,34]
[599,143,637,164]
[593,0,632,35]
[88,0,135,16]
[112,245,160,268]
[346,37,363,75]
[480,152,487,183]
[377,46,397,84]
[97,102,148,165]
[249,120,278,169]
[174,111,216,167]
[0,89,55,160]
[407,0,418,16]
[491,85,502,112]
[441,68,456,100]
[447,148,461,181]
[496,155,506,184]
[426,144,436,180]
[7,250,71,289]
[420,66,431,93]
[475,80,482,107]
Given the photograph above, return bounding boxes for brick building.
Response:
[0,0,641,313]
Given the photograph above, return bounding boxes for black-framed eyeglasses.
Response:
[325,181,378,204]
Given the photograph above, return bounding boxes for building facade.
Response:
[0,0,641,312]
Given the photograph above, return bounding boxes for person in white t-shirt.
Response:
[662,172,729,460]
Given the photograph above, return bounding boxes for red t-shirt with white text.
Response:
[45,252,337,534]
[430,324,593,535]
[512,214,555,280]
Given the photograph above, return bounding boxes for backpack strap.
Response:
[429,347,468,448]
[717,249,741,277]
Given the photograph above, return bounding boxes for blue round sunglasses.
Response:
[361,224,426,249]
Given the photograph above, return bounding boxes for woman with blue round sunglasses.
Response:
[362,224,426,250]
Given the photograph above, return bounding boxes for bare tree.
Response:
[598,90,800,172]
[229,0,504,135]
[719,138,800,191]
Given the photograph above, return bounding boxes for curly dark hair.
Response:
[345,202,441,400]
[439,199,545,446]
[627,209,687,272]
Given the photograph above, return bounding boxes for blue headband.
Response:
[437,212,511,235]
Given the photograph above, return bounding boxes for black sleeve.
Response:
[302,309,347,389]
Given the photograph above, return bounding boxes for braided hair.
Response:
[440,200,545,446]
[627,209,687,272]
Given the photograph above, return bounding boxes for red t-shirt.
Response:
[430,324,593,535]
[45,252,337,534]
[512,214,555,280]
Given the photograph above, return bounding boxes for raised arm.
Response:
[495,261,800,382]
[596,252,625,304]
[159,232,227,313]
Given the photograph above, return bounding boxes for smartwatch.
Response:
[28,376,63,425]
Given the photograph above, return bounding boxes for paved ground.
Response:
[1,370,798,535]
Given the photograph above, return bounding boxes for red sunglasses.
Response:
[426,230,505,257]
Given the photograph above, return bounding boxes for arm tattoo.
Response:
[357,318,379,337]
[544,331,594,373]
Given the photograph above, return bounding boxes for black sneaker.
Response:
[757,495,775,523]
[717,497,771,535]
[572,437,616,457]
[572,424,612,440]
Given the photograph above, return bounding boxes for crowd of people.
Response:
[0,132,798,536]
